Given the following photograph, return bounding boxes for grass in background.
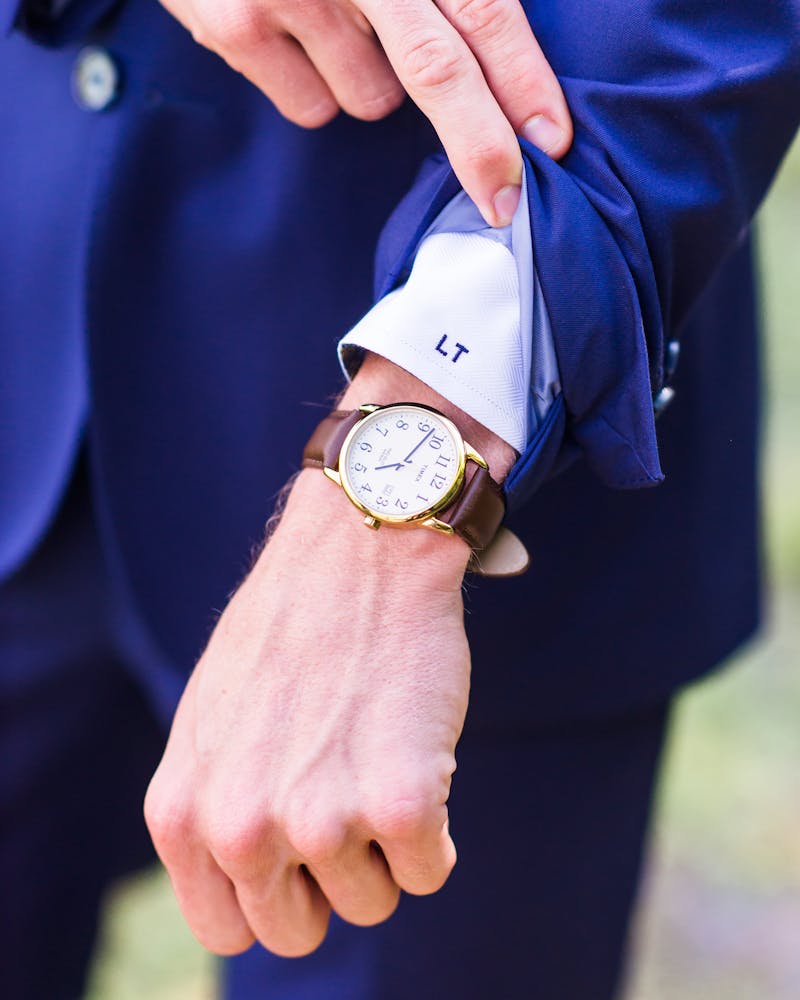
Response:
[760,137,800,587]
[86,870,215,1000]
[86,139,800,1000]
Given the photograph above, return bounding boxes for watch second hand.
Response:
[403,428,434,464]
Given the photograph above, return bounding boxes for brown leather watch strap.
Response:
[437,465,505,553]
[302,409,362,471]
[302,407,506,554]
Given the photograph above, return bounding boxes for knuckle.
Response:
[277,0,325,30]
[400,34,464,92]
[449,0,509,41]
[144,788,190,854]
[366,788,434,841]
[463,134,517,175]
[192,0,269,54]
[206,815,269,873]
[286,813,346,862]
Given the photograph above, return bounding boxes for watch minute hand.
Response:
[403,428,434,463]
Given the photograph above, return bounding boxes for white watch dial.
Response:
[340,406,464,521]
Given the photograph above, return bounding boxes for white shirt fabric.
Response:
[338,174,561,454]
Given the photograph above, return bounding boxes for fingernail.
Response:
[491,184,521,227]
[521,114,565,155]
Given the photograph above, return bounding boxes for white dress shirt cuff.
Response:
[338,173,560,455]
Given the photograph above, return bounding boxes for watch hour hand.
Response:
[373,462,405,471]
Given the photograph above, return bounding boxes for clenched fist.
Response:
[145,470,470,955]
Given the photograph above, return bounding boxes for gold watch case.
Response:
[322,403,488,534]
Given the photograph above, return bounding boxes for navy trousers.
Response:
[0,457,669,1000]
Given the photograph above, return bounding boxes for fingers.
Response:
[233,863,332,957]
[173,0,571,223]
[202,817,399,953]
[215,27,341,128]
[303,838,401,926]
[150,803,453,955]
[286,7,405,121]
[177,0,570,225]
[145,679,258,955]
[435,0,572,158]
[201,805,334,957]
[179,0,403,127]
[359,0,523,226]
[147,674,455,956]
[374,806,457,895]
[145,790,256,955]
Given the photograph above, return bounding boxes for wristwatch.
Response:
[302,403,529,575]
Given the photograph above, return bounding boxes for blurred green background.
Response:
[85,137,800,1000]
[624,134,800,1000]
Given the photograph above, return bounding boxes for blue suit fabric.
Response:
[0,0,798,995]
[0,0,796,725]
[0,458,669,999]
[225,706,668,1000]
[0,457,165,999]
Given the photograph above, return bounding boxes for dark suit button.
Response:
[653,385,676,417]
[72,48,120,112]
[665,340,681,379]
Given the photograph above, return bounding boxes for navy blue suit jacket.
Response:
[0,0,798,730]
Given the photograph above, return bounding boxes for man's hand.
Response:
[159,0,572,226]
[145,471,469,955]
[144,358,516,956]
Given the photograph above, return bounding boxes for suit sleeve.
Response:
[372,0,800,508]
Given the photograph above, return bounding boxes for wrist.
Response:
[341,354,516,482]
[275,469,471,586]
